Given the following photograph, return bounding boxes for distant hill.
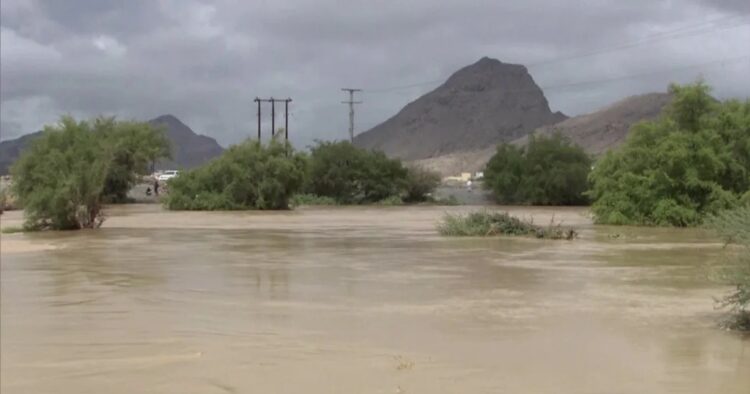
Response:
[354,57,566,160]
[513,92,673,155]
[0,131,44,175]
[148,114,224,170]
[412,92,673,176]
[0,115,224,174]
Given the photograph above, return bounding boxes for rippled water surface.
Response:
[1,205,748,393]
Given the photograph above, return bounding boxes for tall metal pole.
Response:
[284,98,291,142]
[341,88,362,143]
[254,98,261,140]
[270,97,275,137]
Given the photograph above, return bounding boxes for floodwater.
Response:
[1,205,748,393]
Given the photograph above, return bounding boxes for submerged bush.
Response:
[306,141,409,204]
[437,210,577,240]
[9,116,169,230]
[589,81,750,226]
[165,140,306,210]
[403,166,441,203]
[484,133,592,205]
[707,206,750,330]
[12,117,111,230]
[375,195,404,206]
[289,193,338,207]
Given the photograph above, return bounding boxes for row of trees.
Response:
[11,117,170,230]
[12,120,440,229]
[482,81,750,226]
[166,140,441,210]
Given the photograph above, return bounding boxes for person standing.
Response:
[154,179,160,196]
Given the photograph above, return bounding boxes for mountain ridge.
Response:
[0,115,224,174]
[354,57,567,160]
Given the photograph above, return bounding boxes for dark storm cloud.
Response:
[1,0,748,147]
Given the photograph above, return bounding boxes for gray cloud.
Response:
[1,0,749,147]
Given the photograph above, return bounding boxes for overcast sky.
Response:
[1,0,749,147]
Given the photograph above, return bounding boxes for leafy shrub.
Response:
[165,140,306,210]
[306,141,408,204]
[11,117,111,230]
[588,81,750,226]
[100,118,170,203]
[289,193,338,207]
[404,166,441,203]
[484,133,591,205]
[707,206,750,330]
[375,195,404,206]
[437,210,576,240]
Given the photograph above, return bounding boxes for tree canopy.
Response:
[164,140,307,210]
[11,116,169,230]
[306,141,411,204]
[483,133,592,205]
[588,81,750,226]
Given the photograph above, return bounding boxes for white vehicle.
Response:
[157,170,179,181]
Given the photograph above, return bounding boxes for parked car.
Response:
[156,170,179,181]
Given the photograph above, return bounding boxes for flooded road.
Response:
[1,205,748,393]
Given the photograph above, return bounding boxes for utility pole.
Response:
[254,97,292,142]
[270,97,275,137]
[254,98,261,140]
[341,88,362,142]
[283,98,292,142]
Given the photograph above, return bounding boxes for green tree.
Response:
[403,166,441,203]
[484,133,592,205]
[588,81,750,226]
[708,206,750,330]
[99,118,171,202]
[165,140,306,210]
[306,141,408,204]
[11,117,111,230]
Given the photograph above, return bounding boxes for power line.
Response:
[363,15,749,94]
[341,88,362,142]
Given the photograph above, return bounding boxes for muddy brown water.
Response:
[1,205,748,393]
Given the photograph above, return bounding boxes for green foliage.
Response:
[11,117,111,230]
[707,206,750,330]
[165,140,306,210]
[1,226,25,234]
[588,81,750,226]
[375,195,404,206]
[484,133,592,205]
[437,210,577,240]
[404,166,441,203]
[289,193,338,207]
[306,141,409,204]
[100,118,170,203]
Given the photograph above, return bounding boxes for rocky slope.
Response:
[354,57,566,160]
[413,92,673,176]
[514,92,673,155]
[0,115,224,174]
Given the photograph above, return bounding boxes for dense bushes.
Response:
[438,210,577,240]
[404,166,441,203]
[305,141,437,204]
[165,141,306,210]
[588,82,750,226]
[484,133,592,205]
[11,116,169,230]
[100,118,171,202]
[708,206,750,330]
